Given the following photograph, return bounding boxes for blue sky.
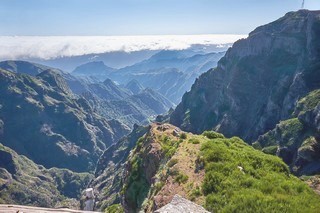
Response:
[0,0,320,35]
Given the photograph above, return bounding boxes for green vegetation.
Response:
[295,89,320,115]
[188,138,200,144]
[105,204,124,213]
[124,155,149,210]
[200,136,320,212]
[0,144,92,209]
[262,145,278,155]
[167,158,178,167]
[160,135,181,158]
[174,172,189,184]
[253,118,305,149]
[202,131,224,139]
[189,186,202,201]
[180,132,187,139]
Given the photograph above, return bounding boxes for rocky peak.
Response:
[170,10,320,142]
[37,69,73,95]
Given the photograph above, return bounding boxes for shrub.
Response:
[180,133,187,139]
[167,159,178,167]
[174,172,189,184]
[188,138,200,144]
[202,131,224,139]
[105,204,124,213]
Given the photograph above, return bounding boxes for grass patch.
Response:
[200,136,320,212]
[188,138,200,144]
[202,131,224,139]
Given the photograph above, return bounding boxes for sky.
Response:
[0,0,320,36]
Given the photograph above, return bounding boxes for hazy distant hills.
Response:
[73,50,225,103]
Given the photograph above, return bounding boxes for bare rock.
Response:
[154,195,209,213]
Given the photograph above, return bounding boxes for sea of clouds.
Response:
[0,34,246,60]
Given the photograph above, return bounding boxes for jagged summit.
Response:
[171,9,320,142]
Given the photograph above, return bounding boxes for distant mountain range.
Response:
[72,50,225,103]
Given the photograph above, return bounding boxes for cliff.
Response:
[170,10,320,143]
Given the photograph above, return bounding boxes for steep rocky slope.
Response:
[253,89,320,176]
[170,10,320,142]
[94,123,320,212]
[0,144,93,208]
[0,68,130,172]
[90,124,150,210]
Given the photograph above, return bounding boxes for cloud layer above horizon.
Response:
[0,35,246,60]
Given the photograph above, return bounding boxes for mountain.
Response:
[109,50,225,104]
[92,123,320,212]
[253,89,320,176]
[125,79,144,94]
[0,60,60,75]
[87,78,131,101]
[0,68,130,172]
[0,60,98,96]
[72,61,116,80]
[0,143,93,208]
[85,87,174,127]
[74,50,225,104]
[170,10,320,143]
[0,60,174,129]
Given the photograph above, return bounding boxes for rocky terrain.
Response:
[94,123,320,212]
[170,10,320,142]
[154,195,209,213]
[253,89,320,175]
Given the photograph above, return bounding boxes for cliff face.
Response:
[170,10,320,142]
[90,124,149,210]
[253,89,320,175]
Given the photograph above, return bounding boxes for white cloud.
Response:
[0,34,247,60]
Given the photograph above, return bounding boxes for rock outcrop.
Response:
[253,89,320,175]
[170,10,320,142]
[154,195,209,213]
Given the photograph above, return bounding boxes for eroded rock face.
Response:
[254,90,320,175]
[170,10,320,143]
[154,195,209,213]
